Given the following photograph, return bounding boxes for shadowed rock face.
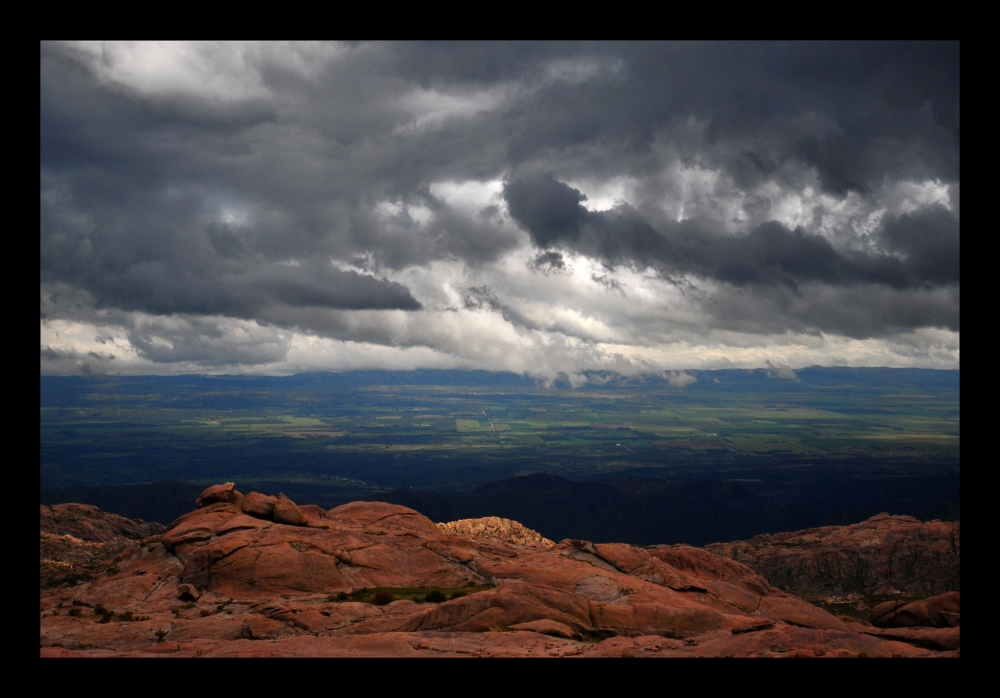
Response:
[39,486,958,657]
[704,513,960,600]
[40,504,165,588]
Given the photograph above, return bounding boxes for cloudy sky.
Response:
[40,41,959,380]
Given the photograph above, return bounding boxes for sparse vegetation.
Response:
[372,591,395,606]
[92,604,148,624]
[811,592,927,620]
[329,585,490,605]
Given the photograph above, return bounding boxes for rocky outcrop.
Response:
[870,592,960,628]
[437,517,554,548]
[41,503,164,543]
[705,513,960,600]
[38,486,958,657]
[273,493,307,526]
[240,492,278,519]
[195,483,242,508]
[40,504,165,588]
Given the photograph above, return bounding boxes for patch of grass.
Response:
[331,585,491,605]
[372,591,395,606]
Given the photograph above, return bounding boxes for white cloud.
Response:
[64,41,272,103]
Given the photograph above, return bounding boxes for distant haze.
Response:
[41,42,959,381]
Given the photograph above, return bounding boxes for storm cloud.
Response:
[40,41,959,377]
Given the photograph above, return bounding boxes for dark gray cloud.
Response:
[503,174,958,295]
[529,250,568,276]
[40,41,959,374]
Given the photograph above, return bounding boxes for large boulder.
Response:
[241,492,278,519]
[273,494,307,526]
[195,483,241,508]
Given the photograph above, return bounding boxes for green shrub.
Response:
[105,565,120,576]
[425,590,447,603]
[449,591,467,600]
[372,591,395,606]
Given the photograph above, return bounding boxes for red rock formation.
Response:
[38,487,958,657]
[705,513,960,600]
[195,482,242,508]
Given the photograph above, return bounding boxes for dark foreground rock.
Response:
[40,504,165,588]
[39,486,957,657]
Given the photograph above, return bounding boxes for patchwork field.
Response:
[40,368,959,506]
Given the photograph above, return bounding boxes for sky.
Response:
[40,41,960,382]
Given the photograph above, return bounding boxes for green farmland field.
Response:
[40,368,959,504]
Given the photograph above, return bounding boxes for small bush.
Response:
[372,591,395,606]
[425,590,447,603]
[200,610,212,617]
[155,628,168,643]
[68,608,82,617]
[105,565,120,576]
[93,604,109,616]
[449,591,467,600]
